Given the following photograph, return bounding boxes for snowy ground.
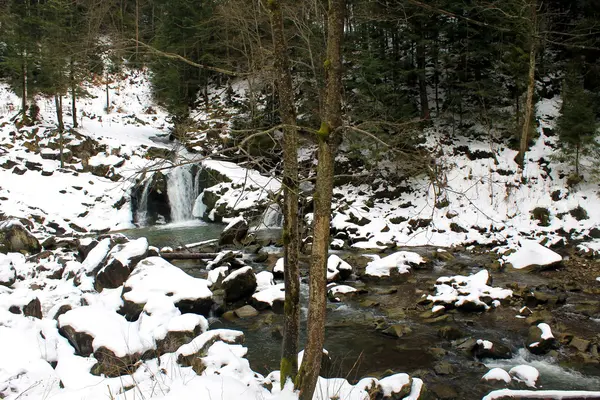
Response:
[2,68,600,400]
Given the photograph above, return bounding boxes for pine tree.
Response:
[557,69,598,180]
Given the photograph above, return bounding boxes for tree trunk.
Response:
[106,77,110,113]
[70,60,78,128]
[296,0,344,399]
[267,0,301,388]
[22,55,27,121]
[518,2,537,169]
[416,36,430,120]
[575,142,580,177]
[55,94,65,168]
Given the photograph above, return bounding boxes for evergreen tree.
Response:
[557,68,598,179]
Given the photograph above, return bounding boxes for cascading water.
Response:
[192,191,207,219]
[166,165,197,222]
[260,204,283,228]
[135,178,152,225]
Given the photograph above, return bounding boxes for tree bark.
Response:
[55,94,64,168]
[266,0,301,388]
[518,1,537,169]
[296,0,344,399]
[416,35,430,120]
[22,55,27,121]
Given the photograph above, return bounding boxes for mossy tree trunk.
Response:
[266,0,301,388]
[518,0,537,169]
[296,0,344,398]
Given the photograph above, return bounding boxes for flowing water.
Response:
[125,223,600,397]
[166,165,198,222]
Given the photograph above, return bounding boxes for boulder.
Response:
[218,217,249,246]
[176,329,245,372]
[527,323,556,355]
[95,238,149,291]
[120,257,213,319]
[8,296,43,319]
[222,266,257,302]
[0,219,40,254]
[326,255,353,282]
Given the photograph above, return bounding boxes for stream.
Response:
[123,222,600,399]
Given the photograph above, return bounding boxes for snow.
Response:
[58,305,153,357]
[176,329,244,358]
[478,339,494,350]
[0,255,16,284]
[81,238,112,274]
[108,237,148,265]
[379,373,411,396]
[274,257,285,274]
[123,257,212,305]
[252,283,285,306]
[538,323,554,340]
[256,271,275,291]
[365,251,424,277]
[207,266,229,286]
[509,365,540,388]
[328,285,357,295]
[427,270,512,311]
[482,368,512,383]
[483,390,600,400]
[504,239,562,270]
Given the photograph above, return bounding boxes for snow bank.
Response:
[504,240,562,270]
[365,251,424,277]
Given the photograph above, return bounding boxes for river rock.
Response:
[8,296,43,319]
[218,217,248,246]
[473,339,512,359]
[0,219,40,254]
[382,324,413,338]
[234,305,259,318]
[222,266,257,302]
[438,325,464,340]
[527,323,556,355]
[569,336,590,353]
[367,373,413,399]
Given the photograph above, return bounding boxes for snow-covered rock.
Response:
[0,254,17,287]
[0,219,40,254]
[218,216,249,245]
[252,282,285,311]
[120,257,213,319]
[509,365,539,388]
[326,254,353,282]
[527,323,556,355]
[95,237,149,290]
[482,368,512,384]
[222,266,257,302]
[504,239,562,271]
[427,270,512,312]
[365,251,424,279]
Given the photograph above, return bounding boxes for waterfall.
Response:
[260,204,283,229]
[167,165,197,222]
[192,191,207,219]
[135,177,152,225]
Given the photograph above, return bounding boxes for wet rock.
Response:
[234,305,259,318]
[0,219,41,254]
[525,310,553,325]
[434,250,455,262]
[474,339,512,360]
[382,324,413,338]
[527,324,556,355]
[430,383,458,399]
[569,337,590,353]
[438,325,464,340]
[222,266,257,302]
[434,362,455,375]
[218,217,249,246]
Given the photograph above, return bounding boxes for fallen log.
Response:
[160,252,242,260]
